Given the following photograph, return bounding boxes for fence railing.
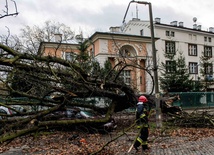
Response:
[1,93,214,110]
[168,92,214,109]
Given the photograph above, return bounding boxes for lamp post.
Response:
[123,1,162,128]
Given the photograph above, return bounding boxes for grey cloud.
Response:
[1,0,209,37]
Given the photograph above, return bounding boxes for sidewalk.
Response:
[149,136,214,155]
[122,132,214,155]
[1,136,214,155]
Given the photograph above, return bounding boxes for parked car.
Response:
[43,107,117,132]
[45,107,101,120]
[0,105,26,119]
[0,106,12,119]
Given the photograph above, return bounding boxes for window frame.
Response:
[204,46,212,57]
[166,60,176,73]
[65,52,75,61]
[120,70,131,85]
[165,31,175,37]
[188,44,197,56]
[189,62,198,74]
[166,31,170,36]
[165,41,176,54]
[140,29,144,36]
[204,63,213,75]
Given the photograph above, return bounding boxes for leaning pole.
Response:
[122,1,162,128]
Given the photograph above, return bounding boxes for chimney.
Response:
[197,25,201,30]
[170,21,177,26]
[155,17,161,24]
[109,26,121,32]
[54,34,62,42]
[193,24,197,29]
[209,27,214,33]
[178,22,184,27]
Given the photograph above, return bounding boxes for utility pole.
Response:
[147,2,162,128]
[122,1,162,128]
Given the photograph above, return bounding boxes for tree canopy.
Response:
[159,52,203,92]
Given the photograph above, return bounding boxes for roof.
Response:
[155,22,214,35]
[40,39,80,45]
[89,31,159,42]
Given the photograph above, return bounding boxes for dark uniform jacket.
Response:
[136,102,149,128]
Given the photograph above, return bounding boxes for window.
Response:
[65,52,75,61]
[193,35,197,40]
[120,70,131,85]
[204,36,212,42]
[189,62,198,74]
[140,76,142,84]
[204,46,212,57]
[166,31,170,36]
[140,29,144,36]
[166,61,176,73]
[166,31,175,37]
[204,63,213,74]
[188,44,197,56]
[189,34,197,40]
[165,41,175,54]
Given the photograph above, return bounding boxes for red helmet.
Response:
[138,95,148,102]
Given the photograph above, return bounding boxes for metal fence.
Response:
[1,93,214,110]
[168,92,214,109]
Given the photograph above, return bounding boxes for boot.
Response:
[142,145,149,151]
[134,141,140,152]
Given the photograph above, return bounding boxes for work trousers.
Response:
[134,127,149,150]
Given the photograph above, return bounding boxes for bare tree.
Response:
[0,0,18,19]
[0,21,75,55]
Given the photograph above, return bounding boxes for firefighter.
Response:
[134,95,150,152]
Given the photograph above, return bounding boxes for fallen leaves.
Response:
[170,127,214,140]
[0,127,213,155]
[0,131,117,155]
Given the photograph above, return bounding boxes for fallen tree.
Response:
[167,110,214,128]
[160,94,183,115]
[0,40,157,143]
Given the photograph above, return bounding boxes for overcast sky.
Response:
[1,0,214,37]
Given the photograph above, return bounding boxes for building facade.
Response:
[122,17,214,91]
[40,32,156,94]
[41,16,214,94]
